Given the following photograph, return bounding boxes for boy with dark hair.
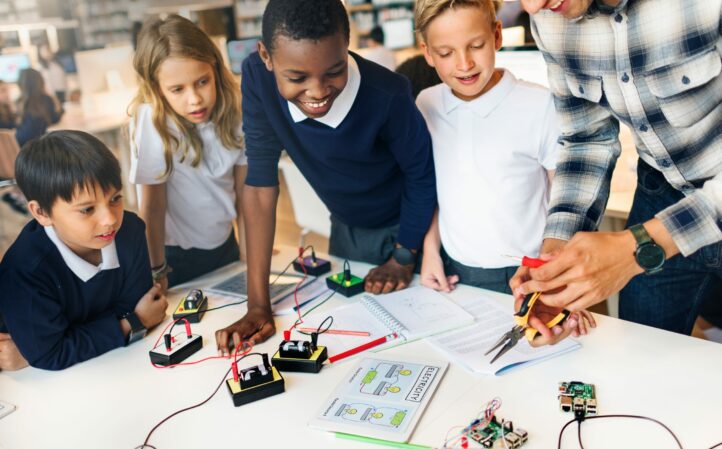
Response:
[360,25,397,71]
[215,0,436,351]
[0,130,167,371]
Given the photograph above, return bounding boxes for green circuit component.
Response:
[466,416,528,449]
[558,381,597,417]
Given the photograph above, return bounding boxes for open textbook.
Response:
[427,293,580,376]
[301,286,474,361]
[309,356,448,442]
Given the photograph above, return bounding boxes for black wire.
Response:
[316,315,333,334]
[293,288,338,330]
[136,365,230,449]
[577,420,584,449]
[709,443,722,449]
[269,245,313,285]
[558,418,578,449]
[165,249,313,337]
[165,298,247,342]
[136,352,262,449]
[558,414,684,449]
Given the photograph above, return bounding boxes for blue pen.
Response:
[292,292,325,312]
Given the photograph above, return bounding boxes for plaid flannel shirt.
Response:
[532,0,722,256]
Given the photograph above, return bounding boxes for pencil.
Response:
[327,333,398,363]
[297,327,370,336]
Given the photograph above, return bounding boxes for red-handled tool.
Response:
[504,254,546,268]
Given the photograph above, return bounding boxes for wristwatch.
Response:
[391,245,416,266]
[629,223,665,274]
[121,311,147,345]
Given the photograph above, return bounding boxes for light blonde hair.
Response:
[415,0,501,39]
[129,14,243,178]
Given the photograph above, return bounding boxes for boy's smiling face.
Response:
[259,32,349,119]
[421,6,502,102]
[29,183,124,264]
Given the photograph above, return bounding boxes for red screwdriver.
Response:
[504,255,546,268]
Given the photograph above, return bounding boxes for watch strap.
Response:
[122,312,146,345]
[629,223,653,246]
[392,245,416,266]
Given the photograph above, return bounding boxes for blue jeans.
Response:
[619,160,722,335]
[165,232,240,287]
[441,249,516,295]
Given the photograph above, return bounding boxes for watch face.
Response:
[636,244,665,272]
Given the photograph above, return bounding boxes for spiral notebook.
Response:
[301,286,474,360]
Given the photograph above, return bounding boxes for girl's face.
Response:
[156,57,217,124]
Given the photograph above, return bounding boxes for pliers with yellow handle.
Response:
[484,291,570,364]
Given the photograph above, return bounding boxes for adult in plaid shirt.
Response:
[510,0,722,344]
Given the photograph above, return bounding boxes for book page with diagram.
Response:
[309,357,448,442]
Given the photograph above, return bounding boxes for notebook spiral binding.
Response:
[360,295,406,336]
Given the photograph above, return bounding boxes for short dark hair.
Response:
[368,26,384,45]
[261,0,350,54]
[16,130,122,213]
[395,54,442,99]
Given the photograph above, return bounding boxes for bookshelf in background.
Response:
[234,0,266,39]
[347,0,415,50]
[72,0,137,47]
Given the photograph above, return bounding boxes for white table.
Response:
[1,247,720,449]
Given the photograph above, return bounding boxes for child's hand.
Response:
[514,294,597,347]
[134,284,168,329]
[364,258,414,294]
[156,276,168,296]
[0,333,29,371]
[570,309,596,338]
[420,252,458,292]
[215,306,275,356]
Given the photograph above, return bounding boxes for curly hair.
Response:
[261,0,350,53]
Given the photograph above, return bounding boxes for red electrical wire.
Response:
[282,246,310,340]
[137,342,254,449]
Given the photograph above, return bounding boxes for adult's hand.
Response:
[508,238,567,297]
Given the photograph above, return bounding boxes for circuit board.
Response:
[466,416,528,448]
[558,381,597,417]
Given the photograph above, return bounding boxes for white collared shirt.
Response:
[129,104,246,250]
[416,70,559,268]
[44,226,120,283]
[287,54,361,129]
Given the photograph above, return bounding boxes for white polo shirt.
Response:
[416,70,559,268]
[129,104,246,250]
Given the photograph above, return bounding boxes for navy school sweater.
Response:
[0,211,151,370]
[242,51,436,249]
